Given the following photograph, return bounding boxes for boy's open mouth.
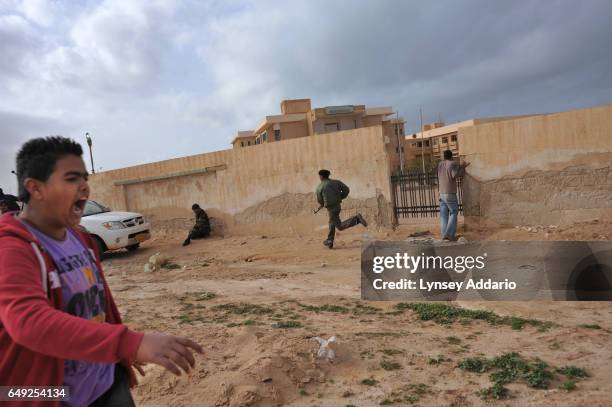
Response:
[73,198,87,216]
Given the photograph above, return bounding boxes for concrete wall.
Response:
[459,104,612,226]
[88,126,394,236]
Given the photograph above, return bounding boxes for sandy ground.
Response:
[102,220,612,407]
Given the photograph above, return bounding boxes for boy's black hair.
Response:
[318,169,330,179]
[16,136,83,203]
[443,150,453,160]
[192,203,200,210]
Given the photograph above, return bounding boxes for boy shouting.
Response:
[0,137,203,406]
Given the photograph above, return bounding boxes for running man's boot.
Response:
[356,213,368,227]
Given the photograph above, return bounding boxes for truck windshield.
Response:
[83,200,111,216]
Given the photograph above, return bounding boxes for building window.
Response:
[425,140,430,147]
[241,141,244,147]
[394,127,398,135]
[451,134,457,142]
[442,137,448,144]
[401,147,404,152]
[417,142,422,147]
[433,139,438,145]
[324,122,339,132]
[396,147,399,153]
[247,141,251,146]
[400,127,404,135]
[274,129,280,141]
[261,131,268,142]
[255,137,260,145]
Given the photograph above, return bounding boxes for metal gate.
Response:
[391,169,463,218]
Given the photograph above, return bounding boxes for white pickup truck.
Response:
[80,200,151,256]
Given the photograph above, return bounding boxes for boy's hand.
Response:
[134,362,147,376]
[135,332,203,376]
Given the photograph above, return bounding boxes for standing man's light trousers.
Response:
[439,193,459,238]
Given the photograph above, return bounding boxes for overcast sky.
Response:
[1,0,611,194]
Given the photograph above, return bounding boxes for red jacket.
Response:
[0,212,144,406]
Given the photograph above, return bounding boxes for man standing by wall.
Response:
[315,169,367,249]
[437,150,469,241]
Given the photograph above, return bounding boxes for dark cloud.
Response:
[202,0,612,130]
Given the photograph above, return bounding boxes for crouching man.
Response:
[182,203,211,246]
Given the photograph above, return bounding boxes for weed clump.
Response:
[396,302,552,331]
[458,352,588,399]
[213,302,273,315]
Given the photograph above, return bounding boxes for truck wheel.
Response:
[126,243,140,252]
[92,236,106,260]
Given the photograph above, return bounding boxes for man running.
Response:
[315,169,367,249]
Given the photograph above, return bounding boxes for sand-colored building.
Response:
[405,115,542,168]
[231,98,408,173]
[231,130,257,148]
[231,99,406,145]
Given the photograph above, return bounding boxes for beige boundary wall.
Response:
[459,104,612,226]
[88,126,395,236]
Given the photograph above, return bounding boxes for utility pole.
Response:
[395,111,405,175]
[419,107,425,172]
[85,132,95,174]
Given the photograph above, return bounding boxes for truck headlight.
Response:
[102,221,125,230]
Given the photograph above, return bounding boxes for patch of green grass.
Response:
[379,349,404,356]
[272,320,303,329]
[160,260,181,269]
[380,360,402,371]
[379,384,428,405]
[578,323,602,329]
[428,356,450,365]
[459,352,588,395]
[298,303,350,314]
[178,314,193,324]
[458,357,489,373]
[299,389,308,396]
[523,360,553,389]
[560,380,576,391]
[557,366,588,379]
[353,303,382,315]
[395,303,552,331]
[478,383,508,400]
[446,336,461,345]
[213,302,273,315]
[361,378,378,386]
[227,319,258,327]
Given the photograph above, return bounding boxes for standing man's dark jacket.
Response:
[316,179,350,209]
